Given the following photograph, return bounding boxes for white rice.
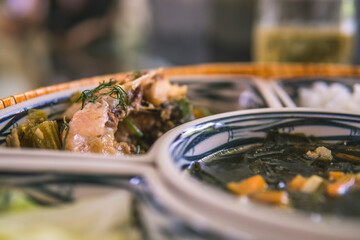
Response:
[298,81,360,112]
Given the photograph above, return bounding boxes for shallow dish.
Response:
[156,108,360,240]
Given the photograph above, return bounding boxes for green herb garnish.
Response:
[76,79,129,111]
[124,118,143,138]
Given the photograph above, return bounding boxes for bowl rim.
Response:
[155,107,360,240]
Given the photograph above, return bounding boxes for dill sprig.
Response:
[76,79,129,112]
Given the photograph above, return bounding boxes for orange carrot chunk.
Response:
[328,171,344,182]
[227,175,266,196]
[327,174,356,197]
[288,174,306,191]
[250,191,289,206]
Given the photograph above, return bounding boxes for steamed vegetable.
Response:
[6,110,61,150]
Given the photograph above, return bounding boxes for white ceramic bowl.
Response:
[156,108,360,240]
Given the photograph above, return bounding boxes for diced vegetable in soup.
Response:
[188,130,360,218]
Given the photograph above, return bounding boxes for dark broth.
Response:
[187,130,360,218]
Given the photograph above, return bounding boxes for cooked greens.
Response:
[6,109,61,150]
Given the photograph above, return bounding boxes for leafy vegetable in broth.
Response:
[188,130,360,218]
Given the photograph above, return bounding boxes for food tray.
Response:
[1,63,360,240]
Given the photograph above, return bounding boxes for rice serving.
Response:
[299,82,360,111]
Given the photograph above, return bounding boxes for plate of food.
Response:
[2,63,360,239]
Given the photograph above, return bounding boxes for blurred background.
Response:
[0,0,358,98]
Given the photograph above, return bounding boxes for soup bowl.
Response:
[155,108,360,240]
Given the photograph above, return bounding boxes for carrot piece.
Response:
[327,174,356,197]
[227,175,267,196]
[328,171,344,182]
[288,174,306,191]
[250,191,289,206]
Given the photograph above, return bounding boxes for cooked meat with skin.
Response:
[64,98,122,155]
